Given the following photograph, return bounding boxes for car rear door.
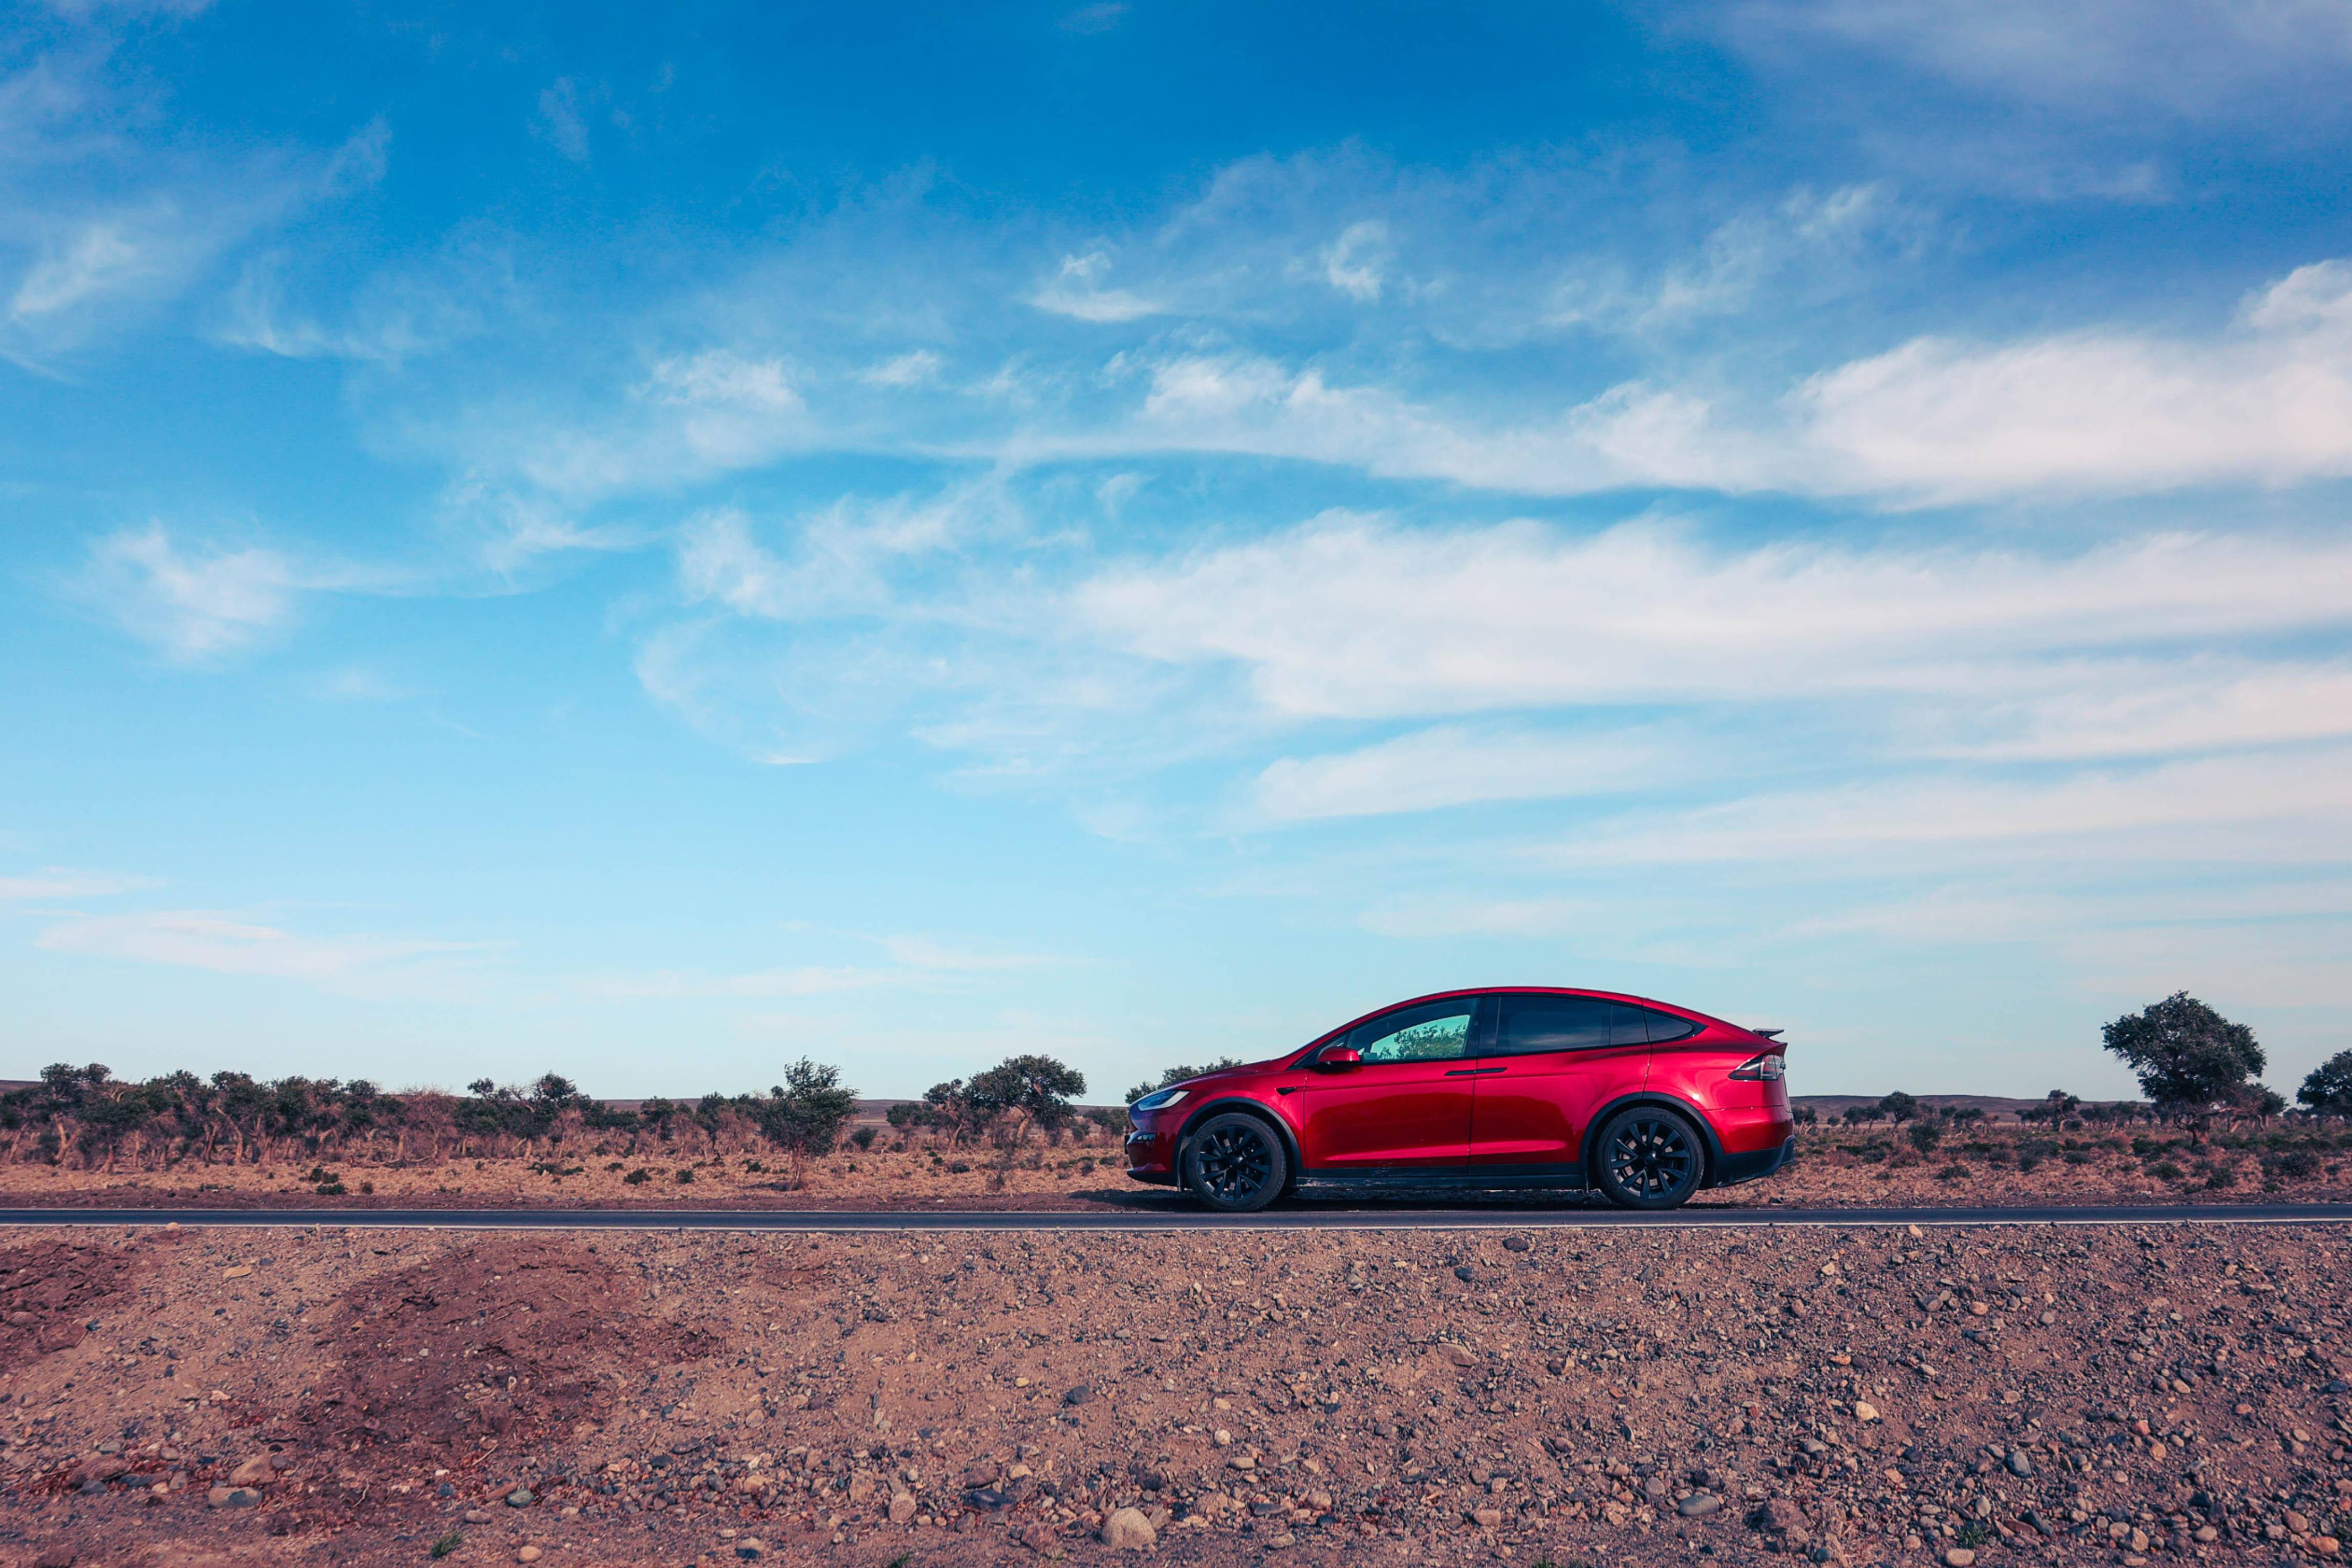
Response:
[1289,997,1485,1173]
[1468,993,1653,1177]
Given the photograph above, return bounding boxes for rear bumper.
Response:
[1711,1135,1795,1188]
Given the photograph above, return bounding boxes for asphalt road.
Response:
[3,1202,2350,1231]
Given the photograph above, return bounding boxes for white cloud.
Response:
[858,349,944,387]
[532,78,592,163]
[1254,725,1682,821]
[81,526,310,660]
[1716,0,2352,122]
[0,867,157,900]
[36,909,484,990]
[1791,262,2352,502]
[676,489,967,622]
[1553,750,2352,866]
[580,965,895,1000]
[1910,661,2352,761]
[1320,220,1388,302]
[1031,249,1161,322]
[879,934,1055,971]
[1072,259,2352,503]
[1074,514,2352,721]
[1358,894,1603,940]
[0,107,388,363]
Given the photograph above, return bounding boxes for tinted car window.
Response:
[1638,1009,1701,1043]
[1348,1000,1474,1063]
[1493,994,1622,1055]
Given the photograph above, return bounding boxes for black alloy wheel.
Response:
[1182,1112,1289,1213]
[1594,1106,1704,1209]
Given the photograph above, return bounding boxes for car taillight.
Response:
[1730,1052,1784,1081]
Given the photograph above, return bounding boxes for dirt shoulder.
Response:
[0,1218,2346,1567]
[1,1124,2345,1212]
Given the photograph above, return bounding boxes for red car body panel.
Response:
[1123,986,1793,1193]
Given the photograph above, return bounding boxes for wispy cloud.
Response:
[1254,725,1683,822]
[1549,750,2352,866]
[1073,514,2352,720]
[0,867,158,900]
[1713,0,2352,123]
[579,964,897,1000]
[36,909,488,994]
[75,524,385,662]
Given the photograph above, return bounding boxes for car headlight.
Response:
[1131,1087,1189,1113]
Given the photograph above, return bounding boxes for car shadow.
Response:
[1066,1183,1766,1213]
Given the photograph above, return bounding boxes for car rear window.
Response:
[1636,1008,1702,1043]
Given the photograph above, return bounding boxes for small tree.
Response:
[755,1059,859,1188]
[2299,1050,2352,1119]
[1878,1091,1920,1124]
[920,1079,981,1146]
[968,1054,1087,1148]
[2101,992,2266,1140]
[1906,1119,1942,1156]
[1840,1103,1872,1128]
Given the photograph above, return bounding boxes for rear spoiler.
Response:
[1753,1028,1785,1040]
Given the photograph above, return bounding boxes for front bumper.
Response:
[1124,1120,1179,1185]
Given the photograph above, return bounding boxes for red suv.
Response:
[1125,987,1792,1211]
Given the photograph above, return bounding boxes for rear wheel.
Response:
[1182,1113,1288,1213]
[1593,1106,1705,1209]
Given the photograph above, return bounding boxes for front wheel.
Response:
[1182,1113,1289,1213]
[1593,1106,1705,1209]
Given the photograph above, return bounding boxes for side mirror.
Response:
[1317,1046,1362,1070]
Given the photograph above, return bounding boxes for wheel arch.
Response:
[1579,1092,1725,1188]
[1175,1097,1303,1193]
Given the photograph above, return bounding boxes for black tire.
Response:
[1593,1105,1705,1209]
[1182,1113,1289,1213]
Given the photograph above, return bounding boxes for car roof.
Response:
[1301,985,1747,1052]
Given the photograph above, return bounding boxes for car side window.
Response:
[1636,1008,1701,1043]
[1492,995,1650,1055]
[1349,1001,1475,1063]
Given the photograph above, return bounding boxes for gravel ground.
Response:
[3,1125,2346,1212]
[1,1222,2347,1567]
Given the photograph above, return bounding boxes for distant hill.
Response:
[1792,1093,2127,1122]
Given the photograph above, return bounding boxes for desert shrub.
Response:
[623,1167,651,1185]
[674,1168,694,1184]
[2149,1160,2185,1181]
[2263,1148,2320,1181]
[2205,1164,2238,1189]
[948,1160,971,1174]
[1906,1121,1942,1155]
[2017,1139,2057,1173]
[1935,1163,1970,1181]
[316,1178,346,1195]
[850,1126,878,1151]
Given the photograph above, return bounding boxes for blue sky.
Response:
[5,0,2351,1103]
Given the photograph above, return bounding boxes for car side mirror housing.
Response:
[1316,1046,1362,1070]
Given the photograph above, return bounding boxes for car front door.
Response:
[1468,993,1656,1177]
[1290,997,1486,1173]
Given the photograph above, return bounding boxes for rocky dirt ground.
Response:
[3,1125,2347,1212]
[0,1220,2346,1568]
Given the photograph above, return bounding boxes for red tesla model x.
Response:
[1124,987,1792,1211]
